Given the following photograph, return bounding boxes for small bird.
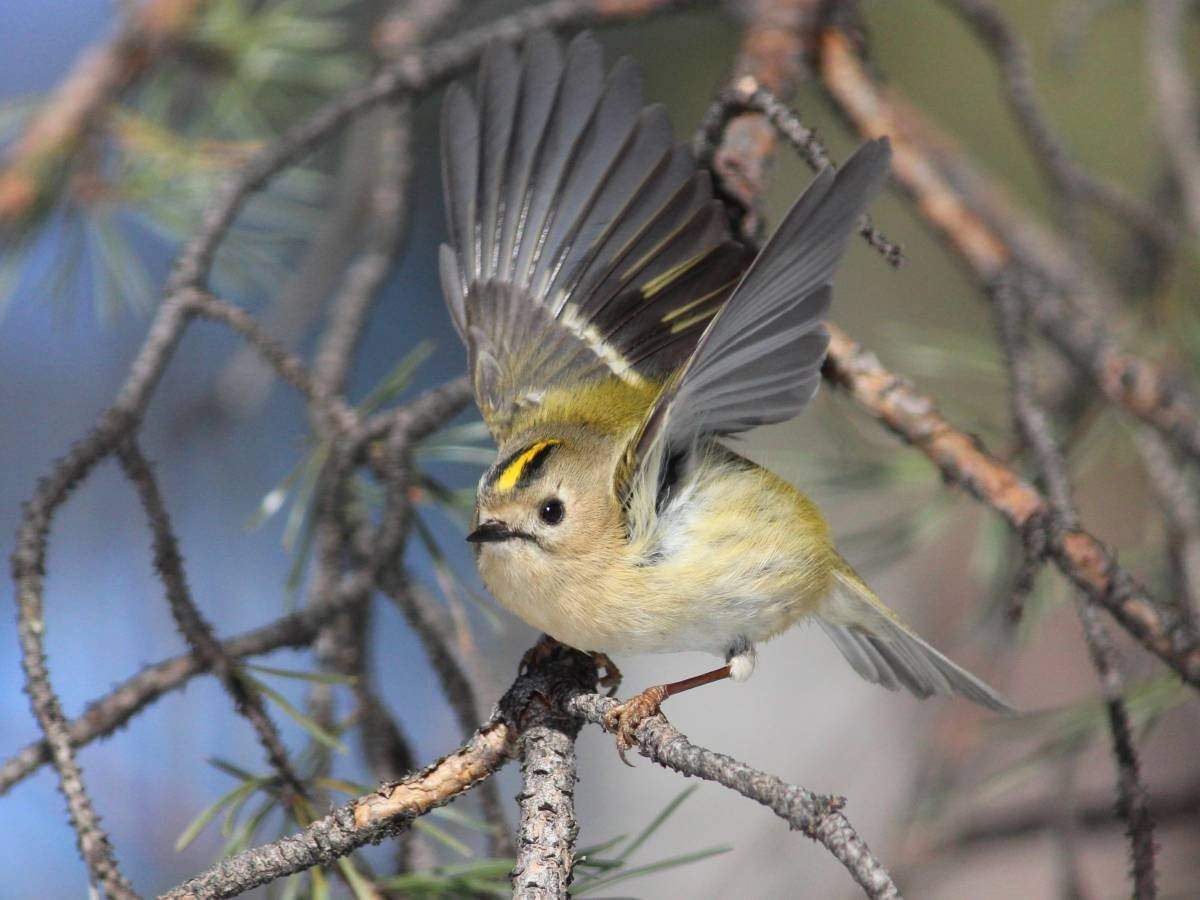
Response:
[438,32,1011,752]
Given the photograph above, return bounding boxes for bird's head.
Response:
[468,431,623,570]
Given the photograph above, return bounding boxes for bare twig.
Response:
[941,0,1171,249]
[707,0,820,240]
[7,300,195,898]
[695,83,903,265]
[11,441,149,898]
[994,280,1157,898]
[116,440,306,797]
[818,28,1200,468]
[187,290,358,432]
[213,119,385,418]
[1135,429,1200,629]
[0,571,371,795]
[371,384,515,855]
[823,323,1200,687]
[1146,0,1200,239]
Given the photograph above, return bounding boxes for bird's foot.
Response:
[518,634,561,675]
[602,685,668,766]
[590,652,622,696]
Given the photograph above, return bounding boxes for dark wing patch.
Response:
[617,139,893,504]
[439,33,750,441]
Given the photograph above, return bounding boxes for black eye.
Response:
[539,497,565,526]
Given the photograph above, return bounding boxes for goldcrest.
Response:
[437,32,1011,745]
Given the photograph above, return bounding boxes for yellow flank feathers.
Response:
[495,440,561,493]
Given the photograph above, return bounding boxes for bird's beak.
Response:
[466,519,517,543]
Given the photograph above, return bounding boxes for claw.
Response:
[519,634,560,675]
[590,652,623,696]
[601,685,668,766]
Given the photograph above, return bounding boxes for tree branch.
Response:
[994,279,1156,898]
[692,36,1199,686]
[512,709,582,897]
[115,440,306,798]
[163,642,901,899]
[1134,428,1200,629]
[704,0,818,240]
[695,82,903,265]
[1146,0,1200,239]
[160,718,518,899]
[940,0,1171,249]
[823,323,1200,688]
[565,692,901,900]
[160,641,600,899]
[817,27,1200,468]
[187,290,359,433]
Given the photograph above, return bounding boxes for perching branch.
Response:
[512,699,583,897]
[565,690,901,900]
[160,641,598,900]
[163,643,901,900]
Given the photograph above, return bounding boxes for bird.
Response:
[437,31,1012,754]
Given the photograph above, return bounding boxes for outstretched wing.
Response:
[439,32,750,442]
[616,139,893,511]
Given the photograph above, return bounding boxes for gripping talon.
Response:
[601,685,668,764]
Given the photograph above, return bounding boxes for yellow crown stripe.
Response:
[495,440,561,493]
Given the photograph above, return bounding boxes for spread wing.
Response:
[616,139,893,511]
[439,32,750,442]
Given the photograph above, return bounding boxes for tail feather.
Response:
[819,569,1014,713]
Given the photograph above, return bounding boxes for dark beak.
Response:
[466,520,517,543]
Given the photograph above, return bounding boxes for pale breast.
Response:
[476,450,839,659]
[616,456,838,655]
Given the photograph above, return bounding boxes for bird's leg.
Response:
[518,634,561,675]
[602,664,732,765]
[590,652,623,696]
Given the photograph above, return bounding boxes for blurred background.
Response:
[2,0,1198,896]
